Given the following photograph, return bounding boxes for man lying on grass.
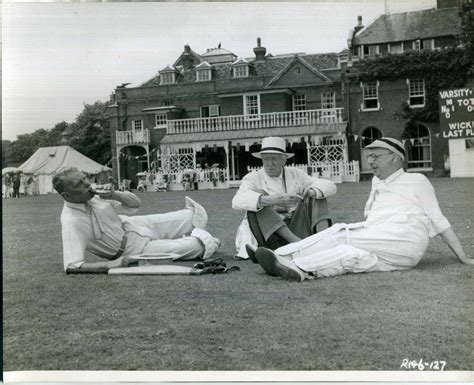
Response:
[248,137,472,282]
[53,168,220,274]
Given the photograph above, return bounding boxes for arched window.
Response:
[404,124,432,169]
[360,127,382,172]
[361,126,382,147]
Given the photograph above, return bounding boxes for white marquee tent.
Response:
[19,146,111,195]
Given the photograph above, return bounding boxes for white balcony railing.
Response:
[116,130,150,145]
[167,108,344,135]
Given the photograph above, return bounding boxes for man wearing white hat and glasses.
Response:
[252,137,472,281]
[232,136,337,259]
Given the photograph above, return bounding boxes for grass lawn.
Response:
[2,177,473,372]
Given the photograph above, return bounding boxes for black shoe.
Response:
[255,248,305,281]
[245,244,258,264]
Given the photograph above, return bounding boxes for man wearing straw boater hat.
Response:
[251,137,472,281]
[232,136,337,259]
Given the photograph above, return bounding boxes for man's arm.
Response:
[439,227,473,265]
[98,189,141,209]
[66,257,128,274]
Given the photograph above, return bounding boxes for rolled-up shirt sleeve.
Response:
[62,218,89,271]
[415,175,451,237]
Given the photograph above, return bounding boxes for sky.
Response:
[2,0,436,141]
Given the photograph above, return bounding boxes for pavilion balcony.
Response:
[166,108,345,135]
[116,129,150,146]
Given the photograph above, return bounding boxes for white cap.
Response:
[364,137,405,160]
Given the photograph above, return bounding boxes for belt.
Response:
[110,235,128,260]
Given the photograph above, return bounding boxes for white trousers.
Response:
[276,218,430,278]
[122,209,203,260]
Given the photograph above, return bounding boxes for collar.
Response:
[261,168,284,181]
[373,167,404,186]
[64,197,98,213]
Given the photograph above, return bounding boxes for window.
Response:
[360,127,383,171]
[196,69,211,82]
[413,39,434,52]
[200,105,221,118]
[244,94,260,118]
[294,67,301,74]
[361,81,379,110]
[233,65,249,78]
[132,119,143,131]
[388,42,404,54]
[360,45,379,58]
[292,94,307,111]
[361,127,382,147]
[404,124,432,169]
[321,92,336,109]
[160,72,175,85]
[154,114,167,128]
[408,79,425,107]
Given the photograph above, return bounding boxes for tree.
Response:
[68,101,112,165]
[2,140,12,168]
[7,122,69,164]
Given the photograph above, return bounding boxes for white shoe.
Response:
[191,228,221,260]
[185,196,208,229]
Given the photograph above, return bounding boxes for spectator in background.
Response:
[12,172,21,198]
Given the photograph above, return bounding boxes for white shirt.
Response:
[364,168,451,237]
[232,167,337,213]
[61,195,138,271]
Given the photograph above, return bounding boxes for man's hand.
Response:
[259,193,302,208]
[94,187,115,200]
[107,256,130,269]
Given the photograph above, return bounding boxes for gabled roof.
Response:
[160,65,178,73]
[173,47,202,67]
[354,7,461,45]
[232,57,250,66]
[267,55,331,86]
[195,61,213,69]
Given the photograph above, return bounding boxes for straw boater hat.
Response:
[364,137,405,160]
[252,137,294,159]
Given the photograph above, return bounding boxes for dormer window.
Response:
[160,72,175,85]
[232,58,250,79]
[159,66,178,85]
[233,65,249,78]
[196,69,211,82]
[195,61,213,82]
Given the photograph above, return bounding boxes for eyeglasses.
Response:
[366,152,392,161]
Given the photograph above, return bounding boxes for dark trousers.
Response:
[247,198,332,250]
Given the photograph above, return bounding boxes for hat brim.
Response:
[252,150,294,159]
[364,140,405,160]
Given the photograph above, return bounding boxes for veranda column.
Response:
[116,147,121,186]
[230,143,236,181]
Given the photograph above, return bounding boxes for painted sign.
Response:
[439,87,474,139]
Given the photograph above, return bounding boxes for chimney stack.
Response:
[354,16,364,34]
[182,44,193,71]
[253,37,266,61]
